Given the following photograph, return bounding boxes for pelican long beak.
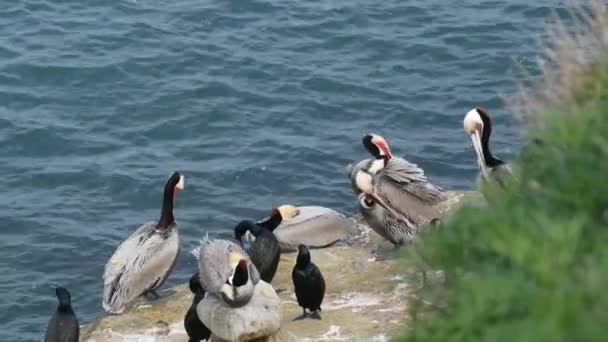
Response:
[368,191,405,220]
[470,132,488,178]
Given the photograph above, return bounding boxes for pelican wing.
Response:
[103,222,153,306]
[379,157,447,204]
[103,222,179,313]
[197,239,259,294]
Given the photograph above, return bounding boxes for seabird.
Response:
[102,171,184,314]
[463,106,513,187]
[350,133,448,226]
[44,287,79,342]
[245,205,360,252]
[357,192,418,246]
[197,237,260,307]
[234,220,281,283]
[184,272,211,342]
[292,244,325,320]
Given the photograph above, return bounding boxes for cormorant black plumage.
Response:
[44,287,79,342]
[184,272,211,342]
[292,244,325,320]
[234,220,281,283]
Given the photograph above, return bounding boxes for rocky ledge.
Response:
[81,191,479,342]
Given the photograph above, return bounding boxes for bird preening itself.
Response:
[44,287,79,342]
[357,192,417,246]
[197,237,260,308]
[350,133,447,246]
[463,106,513,187]
[234,220,281,283]
[102,171,184,314]
[292,244,325,320]
[184,272,211,342]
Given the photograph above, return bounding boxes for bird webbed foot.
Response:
[147,288,176,301]
[144,290,161,300]
[310,310,322,320]
[293,313,308,321]
[293,308,308,321]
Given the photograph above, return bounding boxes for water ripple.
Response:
[0,0,558,339]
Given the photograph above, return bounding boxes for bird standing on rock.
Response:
[349,134,447,246]
[44,287,79,342]
[292,244,325,320]
[350,133,447,223]
[184,272,211,342]
[102,171,184,314]
[234,220,281,283]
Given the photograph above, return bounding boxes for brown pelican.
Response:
[357,192,418,246]
[102,171,184,314]
[245,205,362,252]
[349,133,448,226]
[197,237,260,307]
[463,106,513,187]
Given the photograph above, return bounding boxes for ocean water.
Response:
[0,0,565,340]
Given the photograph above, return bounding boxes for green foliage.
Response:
[395,90,608,340]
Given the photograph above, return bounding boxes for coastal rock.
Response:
[197,281,281,341]
[80,191,479,342]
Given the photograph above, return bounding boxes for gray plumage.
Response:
[102,221,179,314]
[478,162,514,189]
[350,134,448,246]
[351,156,447,225]
[102,171,183,314]
[271,206,357,252]
[357,193,417,245]
[197,238,260,307]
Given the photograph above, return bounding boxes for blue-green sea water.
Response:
[0,0,565,340]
